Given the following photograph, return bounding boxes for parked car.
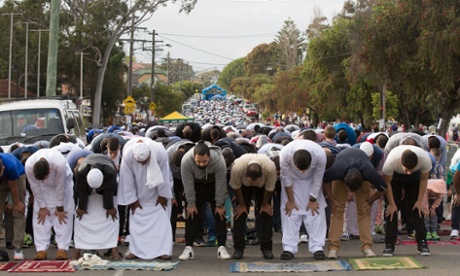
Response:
[246,107,259,117]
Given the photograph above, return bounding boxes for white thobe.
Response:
[25,148,75,251]
[74,191,119,250]
[280,140,327,254]
[118,138,173,259]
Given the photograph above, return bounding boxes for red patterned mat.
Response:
[10,260,75,273]
[398,239,460,246]
[0,262,17,271]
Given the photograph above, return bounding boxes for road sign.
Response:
[124,106,134,114]
[123,96,136,107]
[149,102,156,111]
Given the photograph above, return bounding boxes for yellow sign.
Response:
[123,96,136,107]
[124,106,135,114]
[149,102,157,111]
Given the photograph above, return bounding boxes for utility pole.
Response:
[24,21,29,98]
[149,30,164,103]
[30,29,49,97]
[127,16,135,96]
[45,0,60,97]
[2,13,21,99]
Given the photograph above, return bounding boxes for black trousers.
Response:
[185,181,226,247]
[233,185,273,251]
[385,173,427,243]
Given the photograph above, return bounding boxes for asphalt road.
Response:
[2,223,459,276]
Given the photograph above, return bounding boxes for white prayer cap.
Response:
[87,168,103,189]
[133,142,150,162]
[360,142,374,157]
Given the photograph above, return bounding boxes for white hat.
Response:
[360,142,374,157]
[133,142,150,162]
[87,168,103,189]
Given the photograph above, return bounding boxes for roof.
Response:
[159,111,194,123]
[0,79,36,99]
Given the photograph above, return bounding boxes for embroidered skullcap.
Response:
[133,142,150,162]
[87,168,103,189]
[360,142,374,157]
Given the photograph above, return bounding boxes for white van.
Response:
[0,97,87,150]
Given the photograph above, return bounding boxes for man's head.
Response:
[344,168,364,192]
[87,168,103,189]
[324,126,336,139]
[376,134,388,149]
[133,142,151,165]
[194,141,211,169]
[428,136,441,149]
[107,137,120,160]
[246,161,262,186]
[360,142,374,159]
[401,149,418,174]
[430,148,441,162]
[221,148,235,169]
[33,158,50,180]
[293,149,312,171]
[302,130,317,142]
[337,129,347,143]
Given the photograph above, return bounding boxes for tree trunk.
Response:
[91,38,117,128]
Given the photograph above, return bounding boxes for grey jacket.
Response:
[181,145,228,206]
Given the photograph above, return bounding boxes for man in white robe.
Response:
[279,140,327,260]
[118,138,173,260]
[25,148,75,260]
[73,153,121,260]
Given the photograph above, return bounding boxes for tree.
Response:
[218,57,246,90]
[61,0,197,127]
[244,43,279,75]
[275,18,305,70]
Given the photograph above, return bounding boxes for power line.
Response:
[160,32,276,39]
[157,34,235,61]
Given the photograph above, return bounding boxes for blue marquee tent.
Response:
[202,84,226,100]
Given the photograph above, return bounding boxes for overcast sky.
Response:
[131,0,346,72]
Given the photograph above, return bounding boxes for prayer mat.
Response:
[349,256,424,270]
[0,262,17,271]
[74,260,180,271]
[229,260,351,273]
[400,239,460,245]
[10,260,75,273]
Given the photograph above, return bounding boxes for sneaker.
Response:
[417,240,430,256]
[340,232,352,241]
[194,238,206,247]
[327,250,338,259]
[313,250,325,260]
[262,249,274,260]
[431,231,439,241]
[280,251,294,260]
[217,246,230,259]
[408,230,416,239]
[233,249,244,259]
[450,229,459,239]
[383,243,395,257]
[426,231,432,240]
[363,249,376,258]
[14,249,24,260]
[299,234,308,243]
[372,233,385,243]
[206,236,217,247]
[5,242,14,249]
[179,246,195,261]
